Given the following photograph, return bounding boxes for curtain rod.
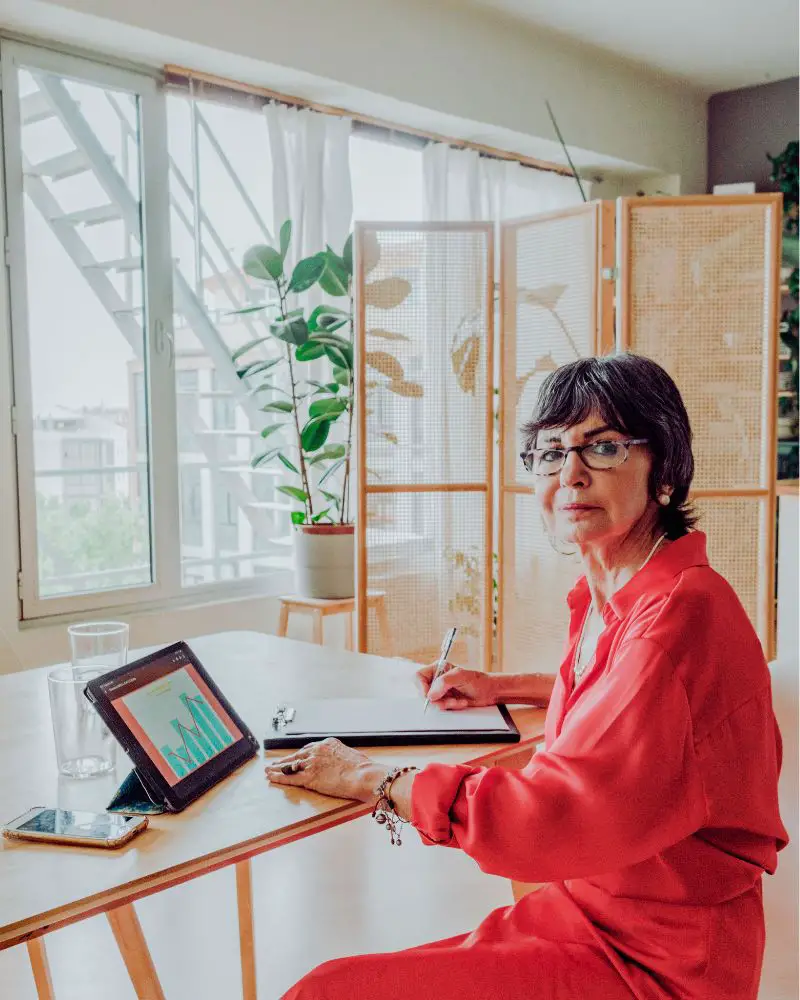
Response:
[165,64,574,178]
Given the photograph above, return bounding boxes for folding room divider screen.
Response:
[354,222,495,668]
[618,195,781,657]
[498,203,615,675]
[355,196,780,670]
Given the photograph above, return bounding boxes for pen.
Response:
[423,627,458,714]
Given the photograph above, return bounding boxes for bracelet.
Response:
[371,765,419,846]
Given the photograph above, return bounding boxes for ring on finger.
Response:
[281,760,305,775]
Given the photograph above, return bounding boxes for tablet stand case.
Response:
[107,768,169,816]
[85,639,260,816]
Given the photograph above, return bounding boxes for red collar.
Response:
[566,531,710,624]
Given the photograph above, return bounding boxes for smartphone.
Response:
[2,807,148,849]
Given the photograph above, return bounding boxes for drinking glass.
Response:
[68,621,129,673]
[48,667,116,779]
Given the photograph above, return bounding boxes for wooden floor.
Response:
[0,814,514,1000]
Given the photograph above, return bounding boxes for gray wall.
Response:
[707,77,798,192]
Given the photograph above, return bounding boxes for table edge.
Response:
[0,721,545,949]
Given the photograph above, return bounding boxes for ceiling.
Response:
[465,0,799,91]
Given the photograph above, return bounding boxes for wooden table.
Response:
[0,631,545,1000]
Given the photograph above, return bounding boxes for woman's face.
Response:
[531,412,655,548]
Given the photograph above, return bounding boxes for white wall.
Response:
[3,0,708,189]
[761,495,799,1000]
[0,587,358,673]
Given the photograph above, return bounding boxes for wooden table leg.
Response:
[311,609,324,645]
[277,602,290,638]
[344,612,354,651]
[26,938,55,1000]
[236,859,257,1000]
[107,904,165,1000]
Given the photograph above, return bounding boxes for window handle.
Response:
[155,319,174,367]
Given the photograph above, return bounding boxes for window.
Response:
[350,132,424,221]
[211,370,237,431]
[132,372,147,450]
[166,91,282,589]
[61,437,115,499]
[180,466,203,549]
[3,42,428,619]
[175,368,200,452]
[214,485,239,553]
[3,42,169,613]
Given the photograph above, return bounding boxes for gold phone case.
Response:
[2,816,148,849]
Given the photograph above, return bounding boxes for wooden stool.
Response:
[277,591,392,655]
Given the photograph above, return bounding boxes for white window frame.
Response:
[1,43,435,624]
[2,40,181,620]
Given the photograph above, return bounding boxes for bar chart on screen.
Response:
[113,664,242,785]
[160,692,235,777]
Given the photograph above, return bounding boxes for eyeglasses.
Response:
[520,438,649,476]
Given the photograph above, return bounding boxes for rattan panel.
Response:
[503,210,597,486]
[363,491,489,668]
[500,491,581,674]
[360,227,491,487]
[624,202,774,491]
[693,496,768,640]
[499,208,597,673]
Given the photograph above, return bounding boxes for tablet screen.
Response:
[98,646,244,787]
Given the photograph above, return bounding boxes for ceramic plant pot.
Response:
[292,523,355,599]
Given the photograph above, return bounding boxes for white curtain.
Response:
[422,142,587,222]
[485,156,589,220]
[420,144,587,664]
[420,142,587,481]
[422,144,482,221]
[263,103,353,505]
[264,103,353,267]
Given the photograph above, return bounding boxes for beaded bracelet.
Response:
[372,765,419,846]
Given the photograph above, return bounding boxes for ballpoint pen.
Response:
[423,626,458,714]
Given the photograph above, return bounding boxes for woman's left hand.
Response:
[265,738,383,802]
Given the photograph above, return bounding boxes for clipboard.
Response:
[263,698,520,749]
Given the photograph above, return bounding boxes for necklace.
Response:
[573,532,668,682]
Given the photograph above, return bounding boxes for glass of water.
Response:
[68,621,129,673]
[48,667,116,779]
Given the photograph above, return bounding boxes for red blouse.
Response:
[411,532,788,999]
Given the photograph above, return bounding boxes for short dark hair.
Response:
[520,353,697,539]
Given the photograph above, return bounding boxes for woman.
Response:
[267,354,788,1000]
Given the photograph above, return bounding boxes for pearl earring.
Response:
[658,493,671,506]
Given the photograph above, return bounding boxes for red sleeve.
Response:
[410,638,708,883]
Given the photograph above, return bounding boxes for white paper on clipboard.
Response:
[278,699,509,736]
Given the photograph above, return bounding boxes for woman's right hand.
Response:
[415,661,498,710]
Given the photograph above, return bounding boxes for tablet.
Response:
[84,641,259,813]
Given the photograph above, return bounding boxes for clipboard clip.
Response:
[271,704,296,730]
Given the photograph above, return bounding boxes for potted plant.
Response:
[233,220,356,598]
[768,142,799,443]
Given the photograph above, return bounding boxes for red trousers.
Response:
[281,902,634,1000]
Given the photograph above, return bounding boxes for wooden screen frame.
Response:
[354,221,496,669]
[497,202,614,672]
[355,197,780,668]
[617,194,782,660]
